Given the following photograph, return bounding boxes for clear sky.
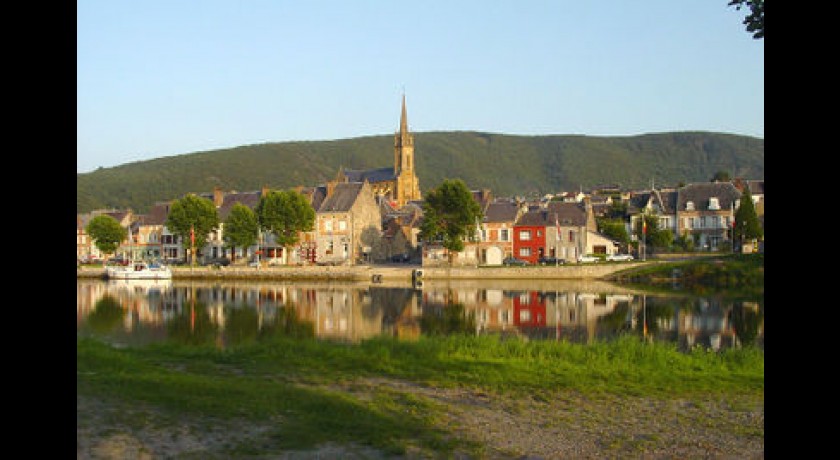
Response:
[77,0,763,173]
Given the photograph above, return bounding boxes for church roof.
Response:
[318,182,366,213]
[342,167,396,184]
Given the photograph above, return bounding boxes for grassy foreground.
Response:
[77,334,763,457]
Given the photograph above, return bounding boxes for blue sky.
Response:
[77,0,763,173]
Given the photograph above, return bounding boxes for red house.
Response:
[512,208,550,264]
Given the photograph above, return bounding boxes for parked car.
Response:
[502,256,530,266]
[204,257,231,267]
[390,253,410,263]
[538,256,564,265]
[577,255,600,263]
[606,253,634,262]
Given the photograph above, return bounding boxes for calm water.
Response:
[77,278,763,351]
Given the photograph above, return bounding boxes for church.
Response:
[334,95,422,209]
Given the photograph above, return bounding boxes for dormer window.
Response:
[708,197,720,210]
[686,201,695,211]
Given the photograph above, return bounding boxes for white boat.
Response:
[106,260,172,280]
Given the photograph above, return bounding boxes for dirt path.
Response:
[77,377,763,459]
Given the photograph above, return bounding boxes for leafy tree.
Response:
[733,186,763,244]
[223,203,259,263]
[165,194,220,265]
[85,214,127,263]
[255,189,316,264]
[597,218,630,247]
[419,179,483,263]
[728,0,764,39]
[711,170,731,182]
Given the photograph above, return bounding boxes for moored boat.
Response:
[105,260,172,280]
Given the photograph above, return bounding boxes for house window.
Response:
[519,310,531,322]
[325,220,333,232]
[569,231,575,242]
[338,220,347,231]
[686,201,695,211]
[500,229,509,241]
[519,230,531,241]
[537,230,542,237]
[519,247,531,257]
[709,197,720,210]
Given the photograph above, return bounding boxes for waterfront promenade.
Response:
[77,261,651,283]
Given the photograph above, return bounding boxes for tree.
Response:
[255,189,316,264]
[85,214,127,263]
[597,218,630,248]
[711,170,731,182]
[419,179,483,264]
[165,194,220,265]
[223,203,259,263]
[728,0,764,39]
[733,186,763,245]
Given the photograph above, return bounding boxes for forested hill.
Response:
[77,130,764,214]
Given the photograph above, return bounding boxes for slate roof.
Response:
[139,201,171,226]
[676,182,741,211]
[342,167,395,184]
[546,201,587,226]
[217,191,262,220]
[318,182,365,213]
[483,200,520,223]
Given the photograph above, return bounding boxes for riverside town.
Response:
[77,96,764,276]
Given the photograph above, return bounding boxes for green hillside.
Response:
[77,131,764,214]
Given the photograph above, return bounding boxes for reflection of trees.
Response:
[729,301,764,346]
[636,303,675,335]
[260,304,315,339]
[87,294,124,334]
[224,306,260,346]
[420,303,476,336]
[598,304,632,335]
[166,301,219,346]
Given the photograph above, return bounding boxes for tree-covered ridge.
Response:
[77,131,764,214]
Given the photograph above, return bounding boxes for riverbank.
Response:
[77,334,764,458]
[77,261,653,283]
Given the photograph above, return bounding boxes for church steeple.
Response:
[393,94,421,208]
[400,93,409,138]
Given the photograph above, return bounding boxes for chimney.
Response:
[583,196,597,232]
[213,187,224,207]
[326,180,337,198]
[261,185,270,198]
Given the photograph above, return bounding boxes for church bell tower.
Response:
[393,94,421,207]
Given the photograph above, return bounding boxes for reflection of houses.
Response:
[512,291,547,328]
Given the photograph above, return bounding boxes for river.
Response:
[76,277,763,351]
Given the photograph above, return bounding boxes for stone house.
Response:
[675,181,741,251]
[315,181,382,265]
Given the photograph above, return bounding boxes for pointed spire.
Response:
[400,93,408,136]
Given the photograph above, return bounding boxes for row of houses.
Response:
[76,178,764,267]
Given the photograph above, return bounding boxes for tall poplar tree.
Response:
[733,186,763,245]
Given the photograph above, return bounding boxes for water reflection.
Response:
[77,278,763,351]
